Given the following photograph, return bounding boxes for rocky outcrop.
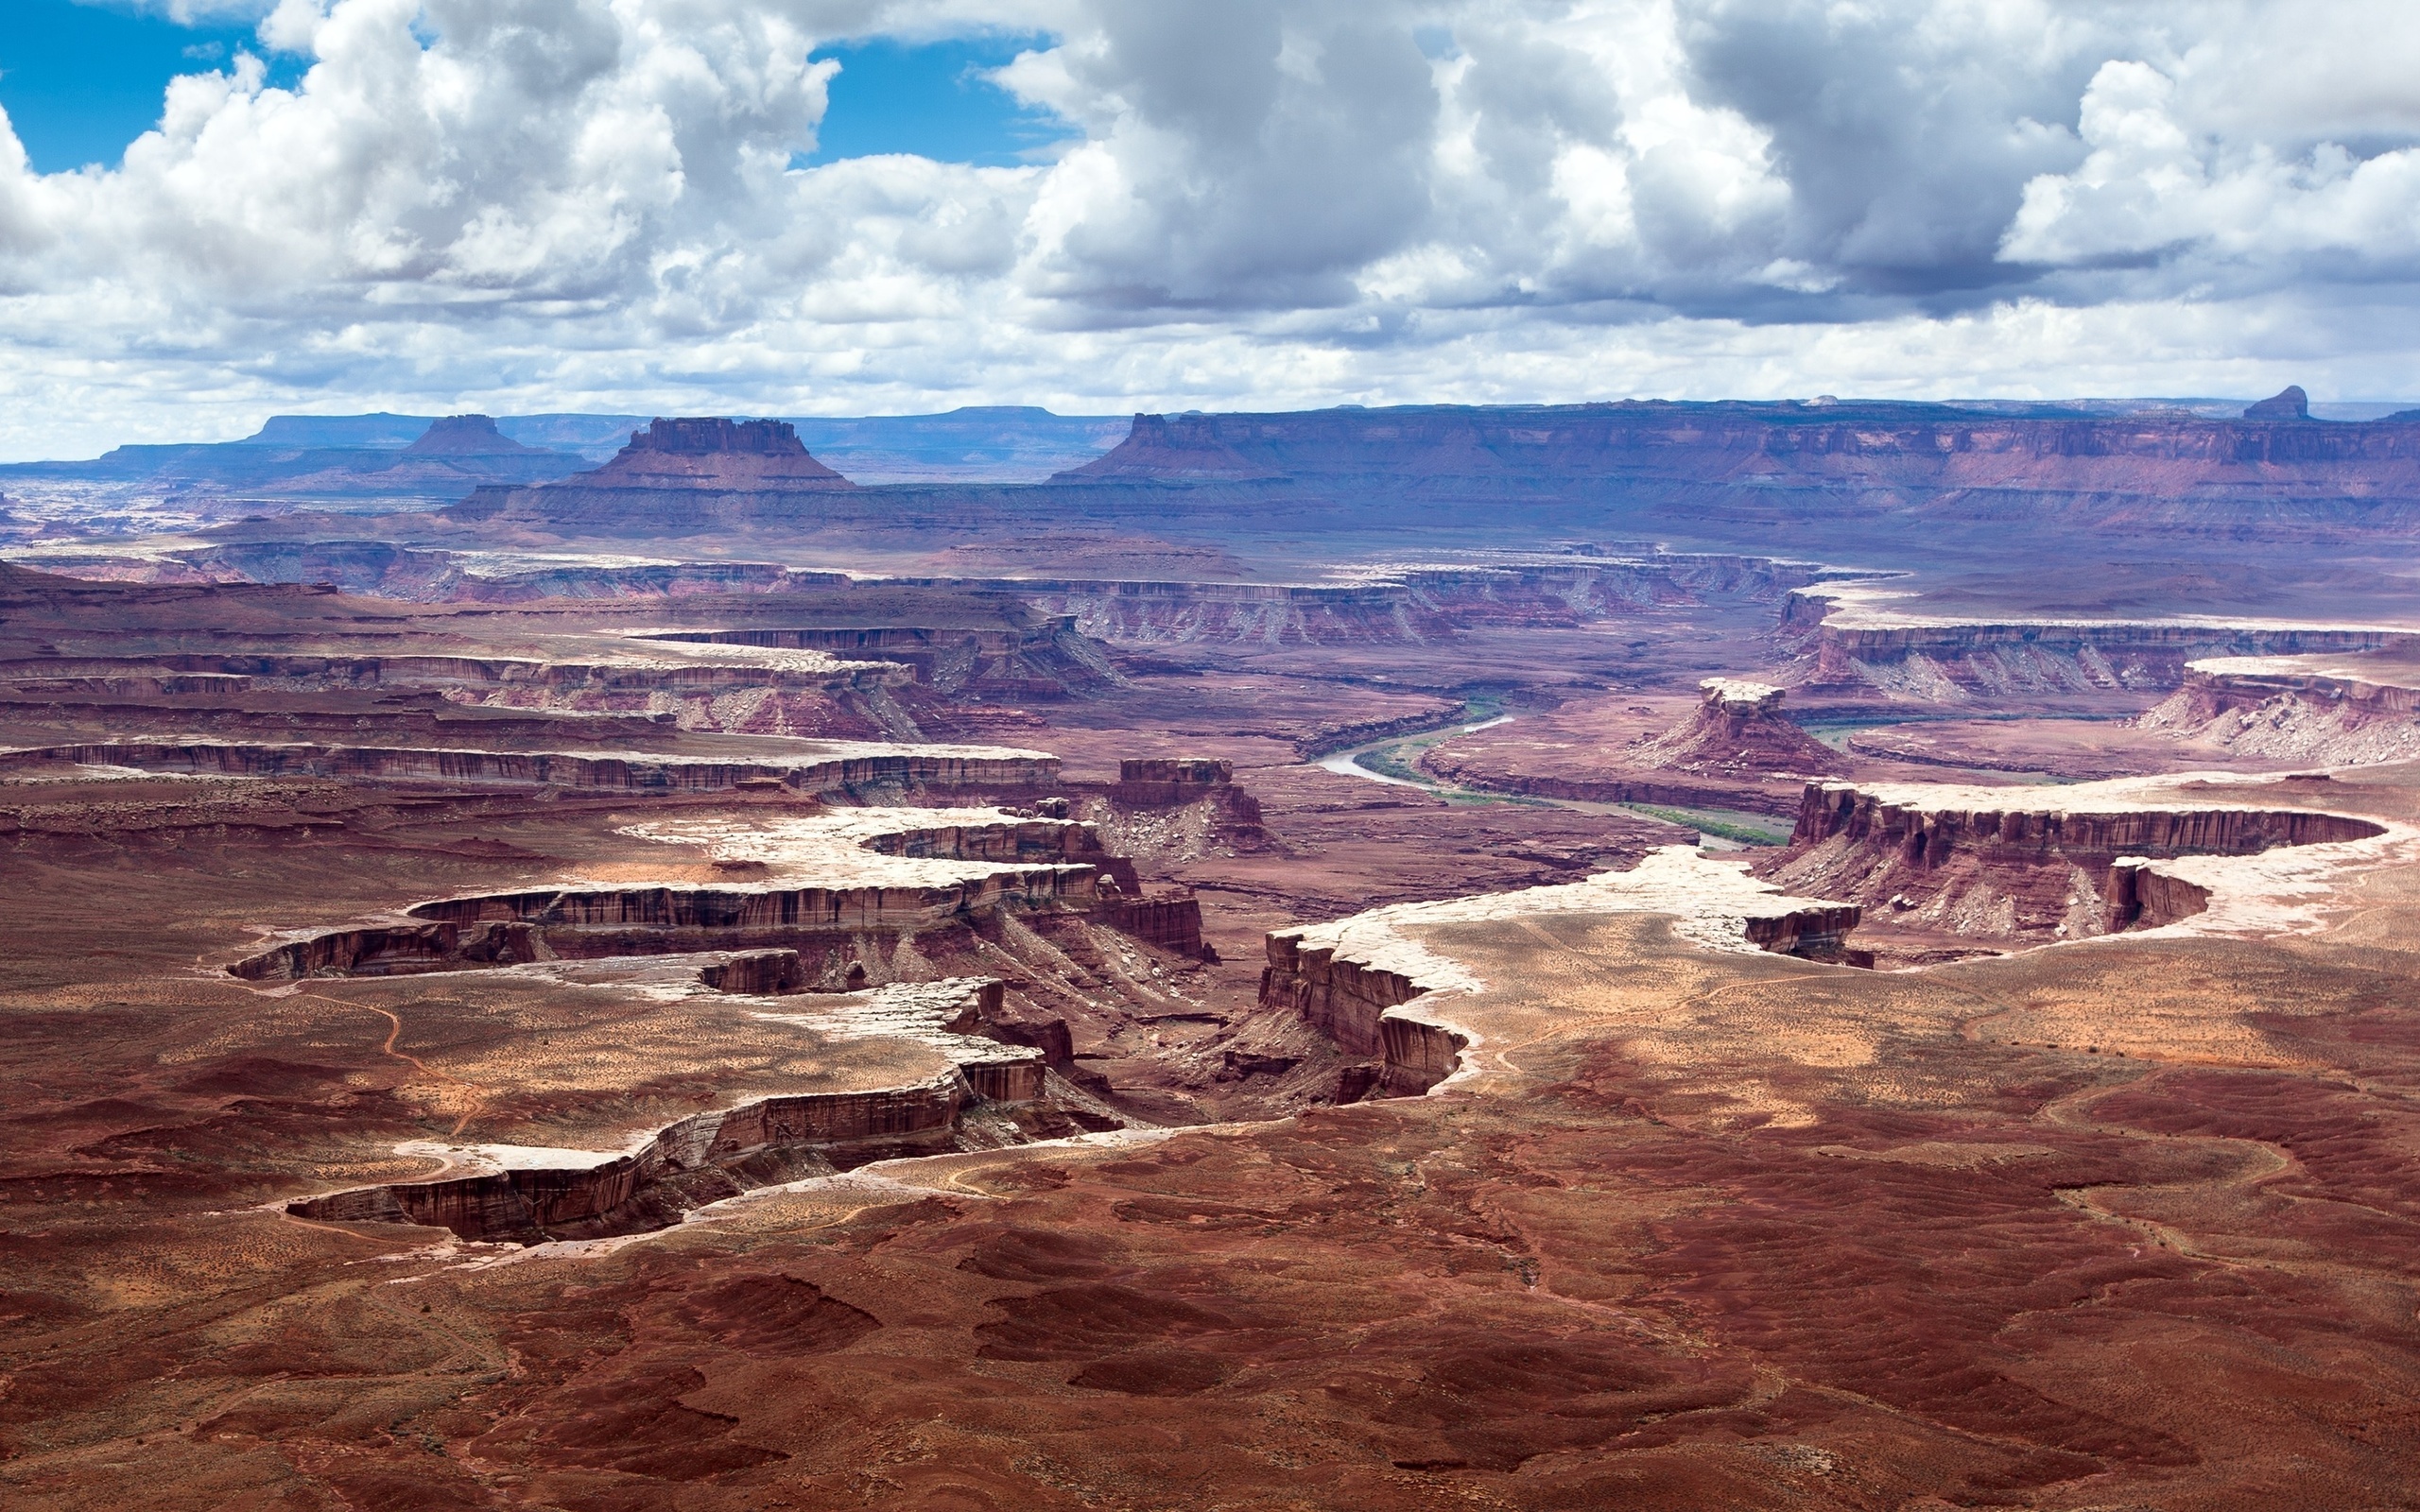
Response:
[1106,758,1265,841]
[1623,679,1845,778]
[1099,893,1210,961]
[1789,599,2402,704]
[1259,934,1426,1059]
[2103,859,2214,932]
[1769,779,2388,943]
[1789,782,2384,861]
[404,415,551,456]
[2243,386,2310,421]
[1052,400,2420,543]
[1418,679,1841,818]
[447,417,864,531]
[231,813,1201,980]
[290,1071,982,1243]
[2138,656,2420,765]
[409,869,1095,933]
[0,739,1057,795]
[1112,757,1230,805]
[699,949,819,995]
[231,920,546,981]
[1257,932,1461,1096]
[639,611,1121,701]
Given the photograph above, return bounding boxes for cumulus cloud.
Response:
[0,0,2417,455]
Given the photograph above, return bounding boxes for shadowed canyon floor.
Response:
[9,396,2420,1508]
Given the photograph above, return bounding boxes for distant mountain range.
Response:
[0,407,1133,503]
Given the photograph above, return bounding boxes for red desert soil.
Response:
[6,554,2420,1509]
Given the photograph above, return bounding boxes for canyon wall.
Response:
[0,739,1059,795]
[1771,780,2387,943]
[1055,402,2420,542]
[2138,657,2420,765]
[1789,600,2405,704]
[1257,932,1451,1090]
[1790,782,2384,860]
[290,1069,989,1243]
[230,815,1204,982]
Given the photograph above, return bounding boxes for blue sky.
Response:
[802,34,1074,167]
[0,2,279,171]
[0,2,1063,173]
[0,2,2416,459]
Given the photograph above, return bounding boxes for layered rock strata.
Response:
[450,418,856,531]
[1788,589,2406,704]
[2139,654,2420,765]
[1420,679,1841,817]
[637,613,1121,701]
[230,809,1203,981]
[0,738,1055,795]
[1771,778,2393,944]
[1623,679,1843,780]
[1055,400,2420,542]
[286,976,1053,1244]
[1260,847,1863,1097]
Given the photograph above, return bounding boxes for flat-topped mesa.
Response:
[227,810,1203,980]
[1770,779,2389,944]
[1046,401,2420,541]
[404,414,549,456]
[1787,596,2405,703]
[1701,678,1786,716]
[1113,757,1236,805]
[285,979,1053,1244]
[0,739,1057,795]
[1623,678,1844,778]
[596,418,855,487]
[445,416,864,530]
[2138,654,2420,765]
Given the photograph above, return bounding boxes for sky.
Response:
[0,0,2417,457]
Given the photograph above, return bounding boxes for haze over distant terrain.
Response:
[5,2,2420,455]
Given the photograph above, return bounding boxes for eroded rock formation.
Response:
[1769,778,2389,947]
[1626,679,1845,779]
[2139,655,2420,765]
[1260,847,1866,1099]
[450,417,858,531]
[1788,592,2400,704]
[230,810,1204,981]
[1,738,1056,795]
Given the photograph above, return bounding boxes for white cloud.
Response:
[1,0,2418,459]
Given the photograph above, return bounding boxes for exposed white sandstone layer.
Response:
[283,971,1055,1243]
[618,806,1097,889]
[1785,581,2413,704]
[2138,653,2420,765]
[1699,678,1786,713]
[1779,773,2415,944]
[1262,847,1861,1095]
[0,736,1057,793]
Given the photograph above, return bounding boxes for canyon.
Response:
[6,395,2420,1510]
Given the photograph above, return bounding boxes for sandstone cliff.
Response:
[1259,847,1866,1099]
[1624,679,1845,778]
[1788,591,2403,704]
[1766,778,2387,945]
[0,738,1059,795]
[2138,655,2420,765]
[449,417,858,531]
[1054,399,2420,541]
